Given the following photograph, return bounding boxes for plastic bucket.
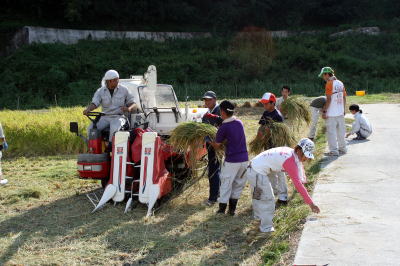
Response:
[356,90,365,96]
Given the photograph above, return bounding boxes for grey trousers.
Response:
[308,107,321,139]
[218,161,248,204]
[326,115,347,155]
[268,171,288,201]
[88,115,127,142]
[247,168,275,232]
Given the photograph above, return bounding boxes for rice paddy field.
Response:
[0,94,397,265]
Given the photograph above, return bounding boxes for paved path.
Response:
[294,104,400,265]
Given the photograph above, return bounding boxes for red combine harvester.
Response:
[70,66,207,216]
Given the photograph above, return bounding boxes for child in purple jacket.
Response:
[209,100,249,216]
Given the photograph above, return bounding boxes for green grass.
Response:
[347,93,400,104]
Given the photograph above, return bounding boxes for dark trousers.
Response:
[207,146,220,202]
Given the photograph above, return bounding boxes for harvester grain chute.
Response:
[70,65,208,216]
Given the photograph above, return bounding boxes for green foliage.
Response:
[1,33,400,109]
[263,241,290,265]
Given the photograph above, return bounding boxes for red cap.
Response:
[259,92,276,103]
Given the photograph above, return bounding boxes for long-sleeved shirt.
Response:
[202,104,223,127]
[216,116,248,163]
[91,84,135,115]
[258,109,284,125]
[251,147,313,205]
[351,112,372,136]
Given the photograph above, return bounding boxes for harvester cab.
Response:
[70,65,207,216]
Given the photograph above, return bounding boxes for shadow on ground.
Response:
[0,187,266,265]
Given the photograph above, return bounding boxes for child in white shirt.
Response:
[346,104,372,140]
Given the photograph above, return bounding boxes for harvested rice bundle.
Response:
[249,120,296,155]
[280,96,311,125]
[168,122,220,168]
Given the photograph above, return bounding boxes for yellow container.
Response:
[356,90,366,96]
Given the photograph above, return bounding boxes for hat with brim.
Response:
[298,138,315,159]
[202,91,217,99]
[318,67,334,78]
[259,92,276,103]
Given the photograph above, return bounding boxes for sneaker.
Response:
[202,199,216,206]
[0,179,8,185]
[324,151,339,157]
[339,150,347,155]
[352,136,365,140]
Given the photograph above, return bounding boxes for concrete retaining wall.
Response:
[5,26,381,55]
[24,26,212,44]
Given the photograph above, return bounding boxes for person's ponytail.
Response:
[359,109,363,114]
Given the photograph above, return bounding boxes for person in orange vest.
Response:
[319,67,347,156]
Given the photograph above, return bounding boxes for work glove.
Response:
[204,113,219,119]
[3,142,8,150]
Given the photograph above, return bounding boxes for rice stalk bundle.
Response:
[168,122,220,168]
[249,120,296,155]
[280,96,311,126]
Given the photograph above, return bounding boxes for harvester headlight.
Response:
[78,165,103,171]
[83,165,92,171]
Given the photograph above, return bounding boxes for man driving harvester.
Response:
[83,70,137,150]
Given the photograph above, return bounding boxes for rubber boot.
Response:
[216,203,227,214]
[228,198,238,216]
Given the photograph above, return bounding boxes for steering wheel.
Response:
[85,112,105,126]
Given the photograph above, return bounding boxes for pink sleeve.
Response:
[282,156,314,205]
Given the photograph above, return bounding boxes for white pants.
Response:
[268,171,288,201]
[326,116,347,155]
[88,115,127,142]
[218,161,248,204]
[247,168,275,232]
[308,107,321,139]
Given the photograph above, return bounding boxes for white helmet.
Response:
[298,138,315,159]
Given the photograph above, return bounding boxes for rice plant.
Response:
[0,107,89,157]
[249,120,296,155]
[168,122,220,168]
[280,96,311,130]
